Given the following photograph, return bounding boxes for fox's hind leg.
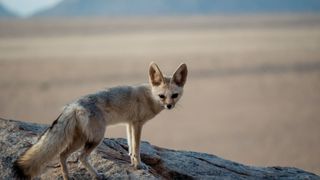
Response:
[60,138,84,180]
[79,140,103,179]
[76,103,106,179]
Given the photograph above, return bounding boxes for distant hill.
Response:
[0,3,16,17]
[34,0,320,17]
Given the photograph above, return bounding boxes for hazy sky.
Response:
[1,0,62,17]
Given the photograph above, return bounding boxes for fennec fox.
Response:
[13,62,188,180]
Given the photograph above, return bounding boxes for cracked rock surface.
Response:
[1,118,319,179]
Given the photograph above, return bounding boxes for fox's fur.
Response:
[13,62,188,180]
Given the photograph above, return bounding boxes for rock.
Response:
[0,118,319,179]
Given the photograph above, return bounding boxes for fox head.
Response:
[149,62,188,110]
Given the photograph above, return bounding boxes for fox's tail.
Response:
[13,107,78,179]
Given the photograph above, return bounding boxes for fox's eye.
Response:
[171,93,179,99]
[159,94,165,99]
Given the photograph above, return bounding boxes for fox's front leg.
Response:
[131,123,148,170]
[126,123,133,156]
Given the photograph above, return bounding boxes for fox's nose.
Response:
[166,104,172,109]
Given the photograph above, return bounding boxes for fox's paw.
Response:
[94,173,105,180]
[133,162,149,171]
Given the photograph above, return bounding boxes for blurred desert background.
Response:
[1,0,320,175]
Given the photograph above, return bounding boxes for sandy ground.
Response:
[0,15,319,174]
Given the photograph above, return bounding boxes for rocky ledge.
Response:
[0,118,319,179]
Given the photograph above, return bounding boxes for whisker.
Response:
[174,103,183,111]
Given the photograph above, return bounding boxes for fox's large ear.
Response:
[149,62,164,86]
[172,63,188,87]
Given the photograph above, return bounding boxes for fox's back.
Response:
[77,86,134,109]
